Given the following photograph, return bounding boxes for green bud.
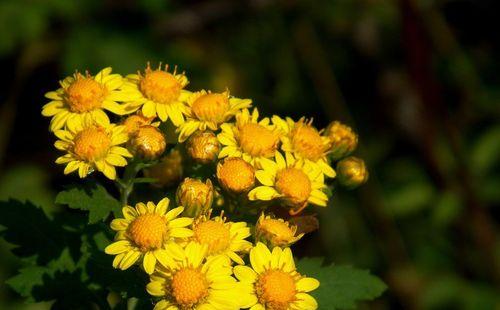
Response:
[336,156,368,189]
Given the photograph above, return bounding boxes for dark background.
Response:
[0,0,499,309]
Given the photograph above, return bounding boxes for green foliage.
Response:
[297,257,387,309]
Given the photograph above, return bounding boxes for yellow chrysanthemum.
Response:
[177,89,252,142]
[273,116,336,178]
[190,211,252,265]
[255,213,304,248]
[122,112,160,136]
[42,67,135,132]
[217,108,282,168]
[53,118,131,180]
[104,198,193,274]
[248,152,328,213]
[146,242,243,310]
[235,242,320,310]
[122,63,190,126]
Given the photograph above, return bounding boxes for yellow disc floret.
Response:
[171,268,209,307]
[73,126,111,161]
[128,214,168,251]
[191,93,230,123]
[256,270,297,310]
[64,74,106,113]
[239,123,280,158]
[275,168,312,205]
[291,121,326,161]
[217,157,255,193]
[140,68,182,105]
[193,220,231,255]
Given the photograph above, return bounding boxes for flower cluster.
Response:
[42,63,369,309]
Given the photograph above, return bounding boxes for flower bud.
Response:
[255,213,304,248]
[122,113,158,135]
[324,121,358,160]
[176,178,214,217]
[130,125,166,160]
[216,157,255,194]
[186,131,220,164]
[336,156,368,189]
[144,149,183,187]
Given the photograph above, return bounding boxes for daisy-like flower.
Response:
[105,198,193,274]
[42,67,134,132]
[122,63,190,126]
[146,242,243,310]
[53,118,131,180]
[217,108,282,168]
[248,152,328,214]
[255,213,304,248]
[235,242,320,310]
[177,89,252,142]
[190,210,252,265]
[273,116,336,178]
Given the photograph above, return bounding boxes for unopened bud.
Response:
[186,131,220,164]
[176,178,214,217]
[255,213,304,248]
[217,158,255,194]
[122,113,158,135]
[324,121,358,160]
[336,156,368,189]
[130,125,166,160]
[144,149,183,187]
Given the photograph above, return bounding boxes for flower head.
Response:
[105,198,193,274]
[186,131,220,164]
[176,178,214,218]
[144,149,184,188]
[324,121,358,160]
[129,125,166,160]
[122,112,160,135]
[336,156,369,189]
[255,213,304,248]
[216,157,255,194]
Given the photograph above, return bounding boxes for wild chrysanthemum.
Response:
[190,211,252,265]
[248,152,328,213]
[235,242,320,310]
[122,112,160,136]
[53,118,131,180]
[146,242,243,310]
[42,67,134,131]
[104,198,193,274]
[255,213,304,248]
[177,89,252,142]
[217,108,282,168]
[273,116,335,178]
[122,63,190,126]
[216,157,256,194]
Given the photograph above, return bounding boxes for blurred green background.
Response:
[0,0,499,309]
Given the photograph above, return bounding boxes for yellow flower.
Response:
[248,152,328,213]
[176,178,214,218]
[104,198,193,274]
[122,112,160,135]
[186,131,221,164]
[129,125,167,160]
[190,211,252,265]
[144,149,184,188]
[216,157,256,194]
[146,242,243,310]
[177,89,252,142]
[42,67,134,132]
[122,63,190,126]
[53,118,131,180]
[255,213,304,248]
[273,116,335,178]
[217,108,282,168]
[324,121,358,160]
[234,242,320,310]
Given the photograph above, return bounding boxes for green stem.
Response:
[117,160,143,206]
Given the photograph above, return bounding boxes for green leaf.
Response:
[297,258,386,309]
[56,182,121,224]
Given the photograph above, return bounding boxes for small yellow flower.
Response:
[122,63,190,126]
[53,118,131,180]
[217,108,282,168]
[129,125,166,160]
[255,213,304,248]
[186,131,220,164]
[177,89,252,142]
[234,242,320,310]
[324,121,358,160]
[144,149,184,188]
[248,152,328,213]
[42,67,134,131]
[190,211,252,265]
[176,178,214,218]
[216,157,256,194]
[104,198,193,274]
[336,156,369,189]
[146,242,244,310]
[122,112,160,135]
[273,116,336,178]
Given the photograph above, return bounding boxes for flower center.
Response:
[259,219,295,242]
[73,126,111,162]
[238,123,279,157]
[275,168,311,205]
[291,123,325,161]
[256,270,296,310]
[140,69,181,105]
[171,267,209,307]
[127,214,168,251]
[193,220,230,255]
[191,93,230,123]
[217,158,255,192]
[65,76,106,113]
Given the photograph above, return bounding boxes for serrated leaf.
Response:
[55,182,121,224]
[297,258,386,309]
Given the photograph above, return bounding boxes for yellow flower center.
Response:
[123,114,153,134]
[140,69,181,105]
[127,214,168,251]
[275,168,311,205]
[171,267,209,307]
[256,270,296,310]
[259,219,295,243]
[239,123,279,158]
[291,123,326,161]
[193,220,230,255]
[217,158,255,193]
[191,93,230,123]
[73,126,111,162]
[65,76,106,113]
[132,126,166,159]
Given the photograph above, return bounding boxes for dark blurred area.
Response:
[0,0,499,309]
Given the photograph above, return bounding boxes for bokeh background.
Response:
[1,0,499,309]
